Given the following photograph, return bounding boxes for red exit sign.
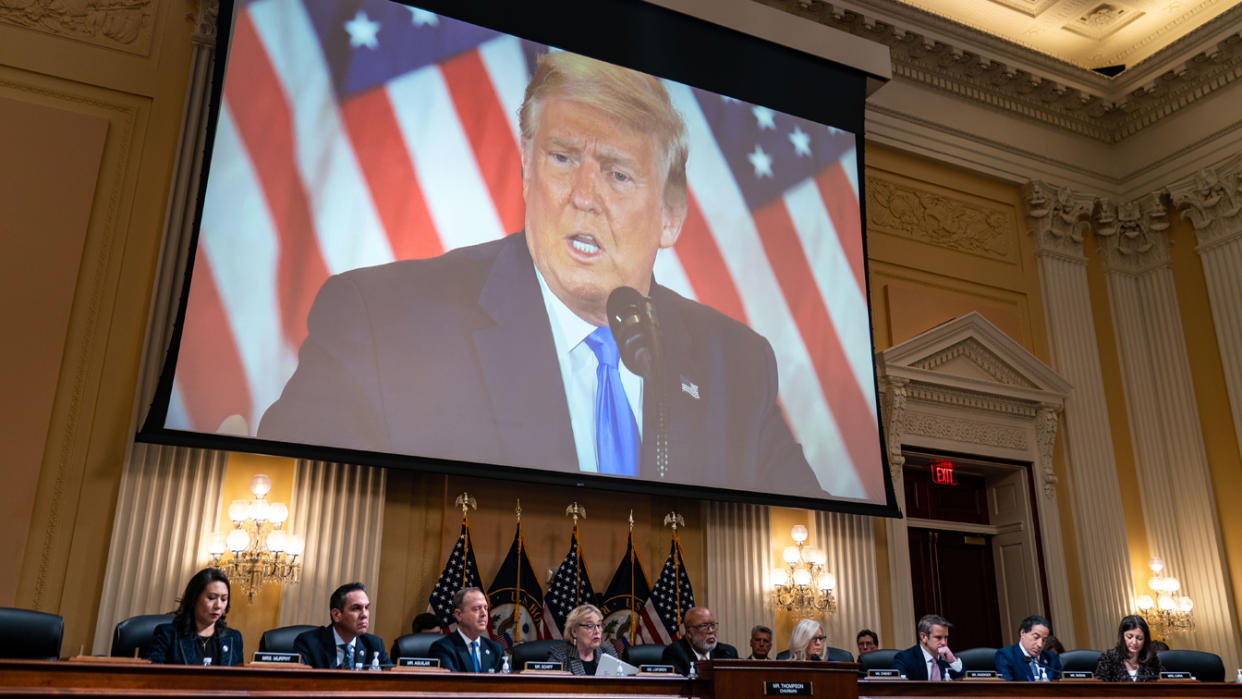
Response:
[931,460,956,485]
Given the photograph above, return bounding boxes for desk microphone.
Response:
[606,286,669,478]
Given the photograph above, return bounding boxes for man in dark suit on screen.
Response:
[894,614,963,681]
[661,606,738,675]
[258,50,817,494]
[294,582,391,669]
[430,587,505,673]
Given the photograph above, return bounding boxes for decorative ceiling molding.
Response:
[753,0,1242,143]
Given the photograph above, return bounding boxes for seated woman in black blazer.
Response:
[546,604,618,675]
[1094,615,1163,681]
[149,568,244,666]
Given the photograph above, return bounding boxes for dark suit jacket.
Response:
[894,644,963,680]
[259,233,819,494]
[430,632,505,673]
[546,640,619,675]
[148,623,243,666]
[1094,648,1163,682]
[292,625,391,669]
[994,643,1063,680]
[660,637,739,676]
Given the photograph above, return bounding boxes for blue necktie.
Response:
[585,327,639,476]
[470,639,480,673]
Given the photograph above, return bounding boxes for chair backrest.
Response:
[0,607,64,660]
[957,647,998,672]
[512,638,561,671]
[1158,649,1225,682]
[624,643,667,666]
[110,613,174,658]
[259,624,318,654]
[390,632,444,661]
[858,649,900,672]
[1059,649,1100,672]
[826,646,855,662]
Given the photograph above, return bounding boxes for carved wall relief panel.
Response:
[867,174,1017,262]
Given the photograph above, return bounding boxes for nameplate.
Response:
[639,664,676,674]
[1063,671,1094,680]
[965,670,998,679]
[524,661,563,672]
[1161,671,1195,680]
[867,669,903,678]
[764,681,812,695]
[251,652,301,664]
[398,657,440,668]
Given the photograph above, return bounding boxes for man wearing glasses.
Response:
[661,607,738,675]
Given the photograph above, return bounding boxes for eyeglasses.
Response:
[687,622,718,632]
[577,623,603,631]
[812,635,827,642]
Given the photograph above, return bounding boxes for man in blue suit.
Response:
[293,582,391,669]
[894,614,963,680]
[994,615,1062,681]
[430,587,504,673]
[258,51,820,497]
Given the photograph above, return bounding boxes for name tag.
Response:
[524,661,562,672]
[252,652,301,664]
[965,670,998,679]
[867,669,902,678]
[1161,671,1194,680]
[639,664,676,674]
[1063,671,1094,679]
[398,657,439,668]
[764,681,812,695]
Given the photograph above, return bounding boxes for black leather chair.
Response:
[258,624,317,654]
[858,649,900,672]
[1158,649,1225,682]
[110,613,174,659]
[390,632,444,661]
[512,638,561,671]
[0,607,64,660]
[826,646,855,662]
[1059,649,1100,673]
[957,647,998,672]
[624,643,666,666]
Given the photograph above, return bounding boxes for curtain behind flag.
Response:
[427,520,485,629]
[540,526,597,639]
[599,530,651,650]
[637,532,695,644]
[486,521,543,648]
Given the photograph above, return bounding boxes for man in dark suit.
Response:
[430,587,505,673]
[894,614,963,681]
[661,607,738,675]
[994,615,1062,681]
[294,582,391,669]
[258,51,820,496]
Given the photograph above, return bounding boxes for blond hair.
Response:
[562,604,604,643]
[518,51,688,213]
[789,619,824,661]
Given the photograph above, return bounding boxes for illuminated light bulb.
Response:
[772,568,789,587]
[1158,594,1175,611]
[1136,595,1154,611]
[790,525,809,543]
[793,568,812,586]
[1178,597,1193,612]
[249,474,272,498]
[226,529,250,553]
[208,533,226,556]
[820,572,837,592]
[228,500,250,524]
[1165,577,1180,593]
[267,530,286,553]
[809,548,827,566]
[782,546,800,565]
[269,503,289,525]
[1148,576,1165,593]
[249,499,271,522]
[1149,557,1164,574]
[286,536,305,556]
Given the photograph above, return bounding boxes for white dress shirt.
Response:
[332,626,355,668]
[919,646,962,680]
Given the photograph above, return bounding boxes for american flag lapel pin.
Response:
[680,376,700,400]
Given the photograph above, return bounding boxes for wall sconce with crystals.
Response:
[1135,557,1193,638]
[771,524,837,620]
[207,474,304,601]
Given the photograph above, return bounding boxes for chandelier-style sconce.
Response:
[1136,557,1193,638]
[207,474,304,601]
[771,524,837,619]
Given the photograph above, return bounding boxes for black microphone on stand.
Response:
[607,286,669,478]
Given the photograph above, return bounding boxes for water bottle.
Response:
[370,650,381,671]
[354,661,363,671]
[688,661,698,679]
[202,657,212,667]
[1038,665,1049,682]
[1235,668,1241,683]
[501,655,511,674]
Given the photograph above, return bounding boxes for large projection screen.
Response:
[140,0,898,514]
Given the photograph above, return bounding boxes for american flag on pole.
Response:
[539,525,597,639]
[426,521,485,629]
[636,532,695,644]
[172,0,882,501]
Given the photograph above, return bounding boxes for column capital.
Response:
[1025,180,1095,260]
[192,0,219,47]
[1167,155,1242,250]
[1094,193,1171,274]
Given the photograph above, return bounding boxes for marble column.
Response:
[878,376,916,647]
[1024,181,1134,648]
[1095,195,1242,669]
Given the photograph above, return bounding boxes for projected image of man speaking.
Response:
[258,51,819,493]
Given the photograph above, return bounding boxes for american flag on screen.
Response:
[172,0,881,501]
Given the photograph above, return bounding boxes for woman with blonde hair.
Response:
[788,619,827,661]
[547,604,619,675]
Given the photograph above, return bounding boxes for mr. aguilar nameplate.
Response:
[764,681,812,695]
[1063,671,1094,679]
[251,652,301,664]
[397,657,440,668]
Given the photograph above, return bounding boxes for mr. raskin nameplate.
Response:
[764,681,812,695]
[397,657,440,668]
[1063,671,1094,680]
[251,652,301,664]
[965,670,999,679]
